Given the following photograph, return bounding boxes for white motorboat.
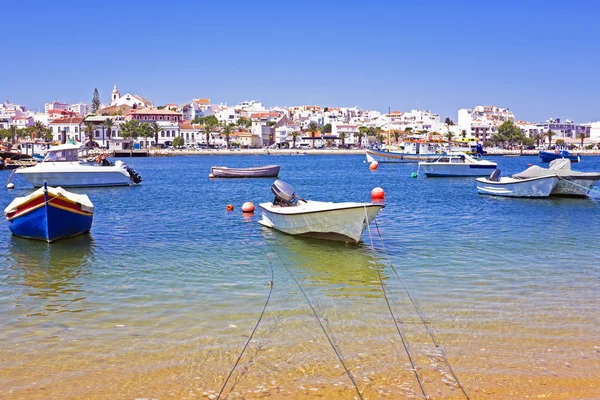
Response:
[258,180,384,243]
[418,152,497,177]
[15,144,142,188]
[512,159,600,197]
[476,169,559,198]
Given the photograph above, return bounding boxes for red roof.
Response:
[48,117,85,124]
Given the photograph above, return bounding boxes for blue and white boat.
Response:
[4,183,94,242]
[539,150,580,163]
[418,152,497,177]
[366,140,443,163]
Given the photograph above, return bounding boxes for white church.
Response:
[110,85,152,108]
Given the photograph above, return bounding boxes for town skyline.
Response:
[2,1,599,122]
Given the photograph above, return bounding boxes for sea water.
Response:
[1,154,598,399]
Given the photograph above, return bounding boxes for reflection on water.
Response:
[262,227,387,298]
[6,234,95,317]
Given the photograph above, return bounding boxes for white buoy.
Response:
[7,183,15,189]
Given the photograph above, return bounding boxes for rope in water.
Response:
[363,207,428,399]
[216,251,275,400]
[556,176,600,194]
[273,252,364,400]
[372,217,470,400]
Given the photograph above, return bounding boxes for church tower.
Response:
[111,85,121,105]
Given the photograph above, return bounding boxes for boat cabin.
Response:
[43,144,84,163]
[432,154,467,163]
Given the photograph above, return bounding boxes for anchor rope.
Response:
[363,206,428,399]
[372,217,470,400]
[273,252,364,400]
[556,176,600,194]
[216,250,275,400]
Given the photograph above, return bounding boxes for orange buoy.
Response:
[242,202,255,213]
[209,173,215,178]
[371,187,385,200]
[226,204,234,211]
[369,161,379,170]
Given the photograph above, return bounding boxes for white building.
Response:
[181,98,215,122]
[458,105,515,142]
[110,85,152,108]
[70,102,89,116]
[48,116,85,143]
[45,101,68,113]
[332,124,361,147]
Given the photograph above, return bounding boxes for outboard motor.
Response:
[115,160,142,184]
[489,168,501,182]
[271,179,297,206]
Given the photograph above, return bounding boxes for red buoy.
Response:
[226,204,234,212]
[527,163,532,167]
[242,202,255,213]
[371,187,385,200]
[369,161,379,170]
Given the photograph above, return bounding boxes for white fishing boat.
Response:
[15,144,142,188]
[366,140,443,163]
[418,153,497,177]
[512,159,600,197]
[476,169,559,198]
[258,180,384,243]
[210,165,280,178]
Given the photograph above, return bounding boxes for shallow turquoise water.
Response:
[0,154,599,398]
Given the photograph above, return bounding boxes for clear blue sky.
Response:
[2,0,599,122]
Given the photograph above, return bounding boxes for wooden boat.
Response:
[258,180,383,243]
[476,169,559,198]
[539,150,580,163]
[211,165,280,178]
[4,183,94,242]
[418,153,497,177]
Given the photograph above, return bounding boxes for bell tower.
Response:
[111,85,121,104]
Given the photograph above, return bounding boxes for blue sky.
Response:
[2,0,599,122]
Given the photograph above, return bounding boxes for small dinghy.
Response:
[539,149,580,163]
[4,182,94,242]
[210,165,280,178]
[258,179,384,243]
[476,169,559,198]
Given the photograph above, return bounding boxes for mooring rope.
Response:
[363,207,428,399]
[216,251,275,400]
[372,217,470,400]
[556,176,599,194]
[273,252,364,400]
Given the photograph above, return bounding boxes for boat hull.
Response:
[476,176,559,198]
[6,193,93,242]
[16,168,131,187]
[552,178,597,197]
[366,149,440,163]
[420,164,496,177]
[539,151,580,163]
[258,202,383,243]
[210,165,280,178]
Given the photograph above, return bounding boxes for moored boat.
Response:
[476,169,559,198]
[258,180,383,243]
[539,149,580,163]
[15,144,142,187]
[210,165,280,178]
[512,159,600,197]
[418,152,497,177]
[4,183,94,242]
[366,143,442,163]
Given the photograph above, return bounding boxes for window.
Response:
[75,127,78,133]
[161,131,165,137]
[159,116,163,120]
[95,130,99,137]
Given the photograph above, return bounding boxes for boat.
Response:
[476,169,559,198]
[366,140,443,163]
[210,165,280,178]
[539,149,580,163]
[512,159,600,197]
[4,182,94,242]
[15,144,142,188]
[258,179,384,243]
[418,153,497,177]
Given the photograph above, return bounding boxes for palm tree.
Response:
[578,131,587,148]
[222,123,233,148]
[357,126,369,148]
[150,122,161,147]
[307,122,319,148]
[338,132,347,148]
[461,129,467,140]
[545,130,555,148]
[34,121,46,139]
[392,130,401,144]
[103,118,114,148]
[139,123,153,148]
[84,122,95,147]
[289,131,301,148]
[8,125,17,145]
[444,131,455,142]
